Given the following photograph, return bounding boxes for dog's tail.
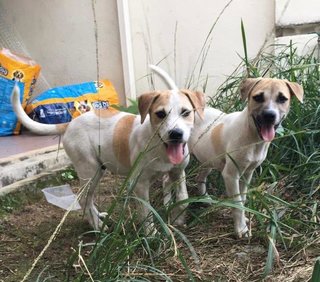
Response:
[149,64,178,91]
[11,85,68,135]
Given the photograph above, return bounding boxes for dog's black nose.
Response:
[168,128,184,141]
[262,110,277,123]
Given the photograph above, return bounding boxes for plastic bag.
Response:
[0,48,40,135]
[25,80,120,124]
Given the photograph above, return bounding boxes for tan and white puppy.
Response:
[189,78,303,238]
[11,65,205,232]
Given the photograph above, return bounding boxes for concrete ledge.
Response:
[276,22,320,37]
[0,145,71,191]
[0,170,63,196]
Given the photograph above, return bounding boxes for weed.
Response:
[204,30,320,277]
[24,26,320,281]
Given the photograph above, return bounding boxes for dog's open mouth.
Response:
[252,115,280,142]
[164,142,186,165]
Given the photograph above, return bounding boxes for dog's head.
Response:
[240,78,303,142]
[138,89,205,164]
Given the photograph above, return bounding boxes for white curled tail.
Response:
[149,64,178,91]
[11,85,67,135]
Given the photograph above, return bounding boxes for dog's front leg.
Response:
[134,179,155,234]
[222,165,249,238]
[167,169,188,227]
[162,174,172,206]
[239,170,254,204]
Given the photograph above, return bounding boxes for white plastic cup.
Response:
[42,184,81,211]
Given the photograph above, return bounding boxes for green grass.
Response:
[311,257,320,282]
[62,41,319,280]
[0,168,77,219]
[20,24,319,280]
[205,34,320,277]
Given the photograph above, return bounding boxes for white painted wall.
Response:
[275,0,320,55]
[275,34,319,56]
[0,0,277,104]
[128,0,275,97]
[0,0,126,104]
[276,0,320,27]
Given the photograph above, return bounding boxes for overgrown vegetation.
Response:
[53,39,319,281]
[4,29,318,281]
[205,34,320,276]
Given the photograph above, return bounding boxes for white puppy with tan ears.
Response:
[11,65,205,232]
[189,78,303,238]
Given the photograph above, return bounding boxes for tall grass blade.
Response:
[264,211,278,277]
[241,19,249,77]
[311,257,320,282]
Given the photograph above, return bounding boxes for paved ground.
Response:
[0,130,70,193]
[0,131,60,159]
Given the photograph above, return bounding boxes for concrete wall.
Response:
[0,0,276,104]
[275,0,320,55]
[128,0,275,97]
[0,0,126,104]
[276,0,320,27]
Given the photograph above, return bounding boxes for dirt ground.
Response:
[0,173,317,282]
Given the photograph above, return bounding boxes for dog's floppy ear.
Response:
[138,91,160,124]
[285,81,304,103]
[180,89,206,120]
[240,78,262,101]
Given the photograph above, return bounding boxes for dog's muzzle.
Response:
[168,128,184,142]
[252,110,281,142]
[161,128,186,165]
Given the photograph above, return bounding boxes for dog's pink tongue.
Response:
[166,143,184,164]
[261,125,275,142]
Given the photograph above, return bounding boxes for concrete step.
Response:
[0,145,71,194]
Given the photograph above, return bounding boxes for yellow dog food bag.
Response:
[25,80,120,124]
[0,48,41,135]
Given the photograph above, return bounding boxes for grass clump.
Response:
[203,37,320,277]
[17,32,318,281]
[67,41,319,281]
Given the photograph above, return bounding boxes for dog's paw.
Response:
[145,222,158,236]
[87,207,109,231]
[98,211,108,219]
[171,216,186,227]
[236,224,251,239]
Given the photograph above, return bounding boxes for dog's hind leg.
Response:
[75,162,105,230]
[79,170,105,230]
[196,168,212,196]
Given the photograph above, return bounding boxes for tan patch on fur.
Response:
[138,91,161,123]
[149,91,171,125]
[178,92,196,124]
[248,79,293,115]
[150,91,171,111]
[94,108,119,118]
[56,123,69,134]
[180,89,205,119]
[148,90,196,126]
[113,115,135,168]
[211,123,224,153]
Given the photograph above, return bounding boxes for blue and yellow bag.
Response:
[0,48,41,136]
[26,80,119,124]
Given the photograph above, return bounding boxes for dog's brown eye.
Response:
[155,110,166,119]
[253,93,264,103]
[181,109,191,117]
[277,93,288,104]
